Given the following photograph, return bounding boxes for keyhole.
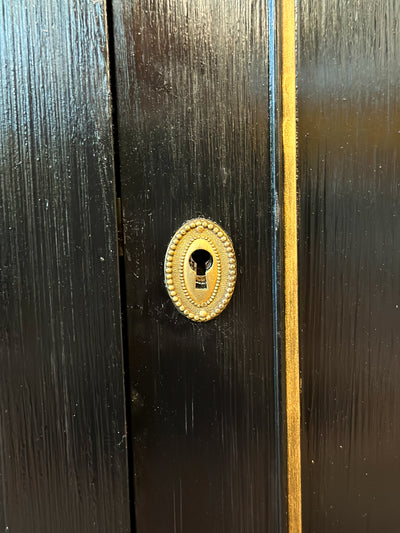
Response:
[189,249,213,289]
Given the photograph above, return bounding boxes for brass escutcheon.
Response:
[164,218,237,322]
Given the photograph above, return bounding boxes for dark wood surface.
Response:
[298,1,400,530]
[0,1,130,531]
[112,0,282,531]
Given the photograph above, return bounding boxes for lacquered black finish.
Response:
[0,1,130,531]
[298,1,400,530]
[112,1,281,530]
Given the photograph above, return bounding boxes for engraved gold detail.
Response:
[164,218,236,322]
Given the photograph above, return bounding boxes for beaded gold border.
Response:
[164,218,236,322]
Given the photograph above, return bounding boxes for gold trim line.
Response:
[281,0,302,532]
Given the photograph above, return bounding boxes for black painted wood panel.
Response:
[112,0,281,531]
[0,1,130,531]
[298,1,400,531]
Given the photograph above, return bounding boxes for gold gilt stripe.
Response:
[281,0,302,532]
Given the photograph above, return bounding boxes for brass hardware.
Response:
[164,218,236,322]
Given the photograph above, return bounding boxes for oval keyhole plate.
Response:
[165,218,236,322]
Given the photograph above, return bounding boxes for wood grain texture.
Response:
[112,0,282,531]
[0,1,130,531]
[298,1,400,531]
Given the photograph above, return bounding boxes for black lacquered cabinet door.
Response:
[1,0,298,530]
[111,0,286,531]
[298,0,400,531]
[112,0,400,531]
[0,1,130,531]
[6,0,399,529]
